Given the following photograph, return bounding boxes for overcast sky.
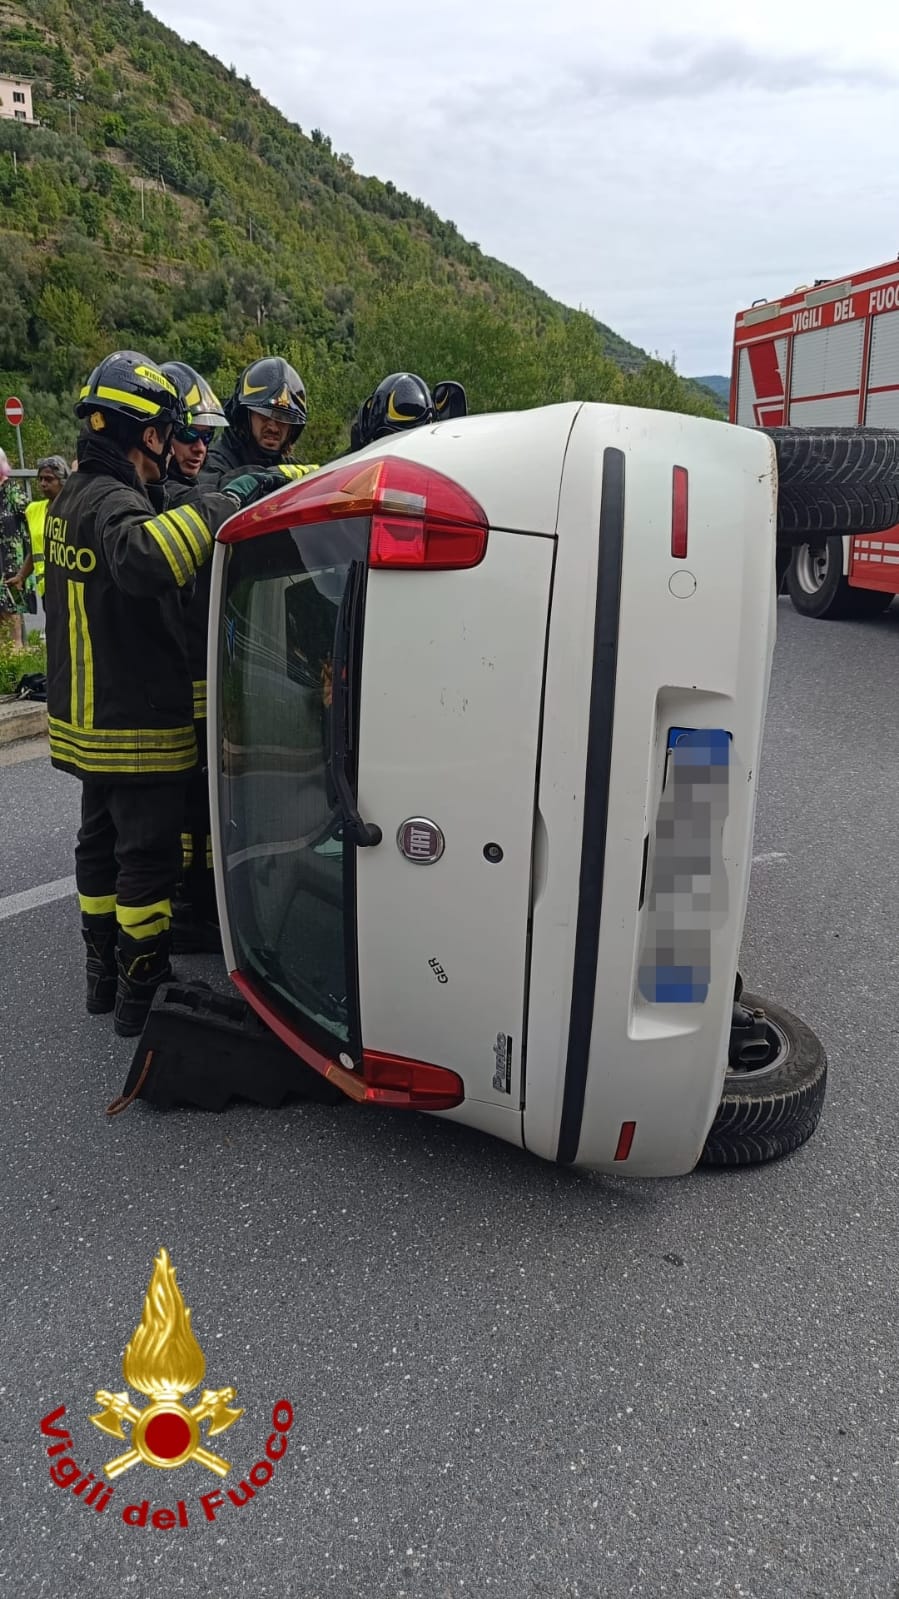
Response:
[147,0,899,375]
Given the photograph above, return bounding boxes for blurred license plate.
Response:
[637,728,731,1005]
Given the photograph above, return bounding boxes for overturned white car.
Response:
[122,405,899,1174]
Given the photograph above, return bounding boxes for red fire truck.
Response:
[731,257,899,618]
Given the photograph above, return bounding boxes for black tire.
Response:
[785,537,894,619]
[700,991,826,1167]
[765,426,899,540]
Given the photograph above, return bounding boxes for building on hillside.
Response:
[0,76,37,123]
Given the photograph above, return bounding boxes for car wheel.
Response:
[700,991,827,1167]
[785,538,893,619]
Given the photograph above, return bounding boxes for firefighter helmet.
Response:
[75,351,184,428]
[226,356,307,439]
[366,372,434,443]
[433,380,468,421]
[161,361,226,430]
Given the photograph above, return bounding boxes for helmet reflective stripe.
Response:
[387,393,421,424]
[94,385,167,416]
[133,364,178,397]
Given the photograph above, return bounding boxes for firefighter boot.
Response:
[81,914,118,1015]
[114,930,174,1039]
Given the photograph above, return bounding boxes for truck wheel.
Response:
[765,426,899,540]
[700,992,827,1167]
[786,538,893,619]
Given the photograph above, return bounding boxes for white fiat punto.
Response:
[205,402,827,1177]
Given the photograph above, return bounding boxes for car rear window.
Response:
[218,520,368,1059]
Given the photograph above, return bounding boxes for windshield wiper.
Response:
[327,559,382,848]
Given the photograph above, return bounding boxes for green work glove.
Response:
[224,466,319,509]
[223,471,284,508]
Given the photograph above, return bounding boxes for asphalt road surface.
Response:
[2,600,899,1599]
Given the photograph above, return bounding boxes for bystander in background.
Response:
[9,455,70,605]
[0,448,28,649]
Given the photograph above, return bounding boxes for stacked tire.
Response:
[766,426,899,620]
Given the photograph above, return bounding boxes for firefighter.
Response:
[160,361,228,951]
[162,359,317,952]
[45,350,292,1037]
[349,373,468,450]
[203,356,309,488]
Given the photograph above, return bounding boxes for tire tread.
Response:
[700,992,827,1168]
[765,427,899,538]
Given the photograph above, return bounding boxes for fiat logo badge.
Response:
[397,818,445,864]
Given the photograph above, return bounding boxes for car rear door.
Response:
[355,528,554,1115]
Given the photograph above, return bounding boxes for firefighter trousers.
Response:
[75,779,187,938]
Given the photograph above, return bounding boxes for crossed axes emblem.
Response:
[91,1386,243,1478]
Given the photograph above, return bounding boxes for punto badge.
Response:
[397,818,445,864]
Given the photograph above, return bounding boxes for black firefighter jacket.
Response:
[166,466,214,723]
[201,425,289,490]
[45,434,238,783]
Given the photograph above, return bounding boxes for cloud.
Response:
[573,35,898,100]
[432,34,896,134]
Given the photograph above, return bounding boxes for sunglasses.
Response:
[174,424,215,446]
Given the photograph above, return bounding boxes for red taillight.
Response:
[219,455,488,571]
[613,1121,636,1161]
[671,466,688,559]
[329,1051,464,1111]
[230,971,465,1112]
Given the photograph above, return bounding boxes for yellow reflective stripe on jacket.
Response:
[48,716,195,749]
[166,506,206,567]
[143,505,213,587]
[48,739,197,775]
[192,678,207,720]
[48,717,197,776]
[67,581,94,730]
[144,513,194,586]
[174,502,213,560]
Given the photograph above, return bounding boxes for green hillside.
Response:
[692,375,730,405]
[0,0,719,465]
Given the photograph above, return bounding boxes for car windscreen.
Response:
[218,519,368,1060]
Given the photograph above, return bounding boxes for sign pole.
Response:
[13,421,24,472]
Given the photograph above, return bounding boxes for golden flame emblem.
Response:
[90,1248,242,1478]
